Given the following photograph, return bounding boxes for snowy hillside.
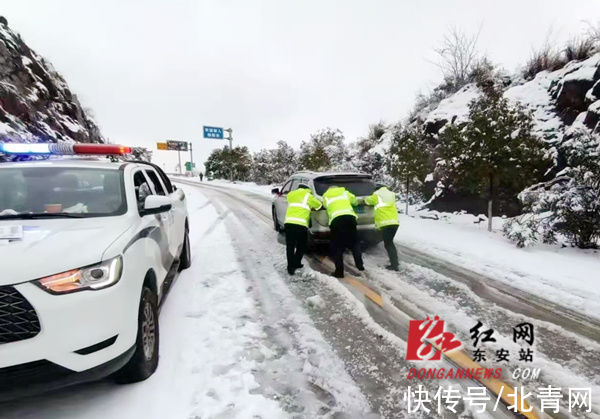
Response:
[408,53,600,217]
[0,17,102,145]
[423,53,600,145]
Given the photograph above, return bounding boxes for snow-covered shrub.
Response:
[342,121,390,182]
[388,122,429,213]
[251,141,297,184]
[205,146,253,181]
[298,128,346,171]
[503,216,538,248]
[519,130,600,248]
[436,77,550,229]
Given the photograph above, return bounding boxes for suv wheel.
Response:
[115,287,159,383]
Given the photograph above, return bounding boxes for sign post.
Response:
[224,128,233,181]
[224,128,233,151]
[189,142,194,167]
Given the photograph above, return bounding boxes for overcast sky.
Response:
[1,0,599,170]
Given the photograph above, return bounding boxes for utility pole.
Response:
[189,141,194,173]
[177,148,182,175]
[225,128,233,182]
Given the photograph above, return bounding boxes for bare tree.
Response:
[434,27,481,90]
[584,20,600,46]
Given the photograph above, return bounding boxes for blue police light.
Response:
[0,143,51,154]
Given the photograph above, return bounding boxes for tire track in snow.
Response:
[180,181,519,418]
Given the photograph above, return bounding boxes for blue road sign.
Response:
[203,126,224,139]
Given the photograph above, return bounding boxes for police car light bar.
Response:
[0,143,132,156]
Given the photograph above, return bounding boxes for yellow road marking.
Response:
[314,256,383,306]
[431,341,539,418]
[344,276,383,307]
[310,256,539,418]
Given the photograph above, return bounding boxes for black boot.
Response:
[385,265,399,271]
[331,271,344,278]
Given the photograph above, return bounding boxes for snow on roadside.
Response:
[306,294,326,309]
[178,189,287,418]
[396,212,600,320]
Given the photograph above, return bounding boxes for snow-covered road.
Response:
[0,182,372,418]
[2,181,598,418]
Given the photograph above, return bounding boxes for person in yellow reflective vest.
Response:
[322,186,364,278]
[284,184,323,275]
[364,185,400,270]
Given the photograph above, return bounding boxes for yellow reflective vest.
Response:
[364,187,399,229]
[284,188,322,227]
[322,186,358,224]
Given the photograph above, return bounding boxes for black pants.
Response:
[285,223,308,273]
[381,225,399,268]
[330,215,364,276]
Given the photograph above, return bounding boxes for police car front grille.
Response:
[0,286,41,344]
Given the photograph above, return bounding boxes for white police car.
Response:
[0,143,190,400]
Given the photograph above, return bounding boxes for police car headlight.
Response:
[36,256,123,294]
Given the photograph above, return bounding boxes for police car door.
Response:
[133,169,172,277]
[143,168,182,260]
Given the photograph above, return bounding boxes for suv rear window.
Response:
[313,176,376,196]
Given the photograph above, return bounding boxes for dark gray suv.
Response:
[271,171,380,245]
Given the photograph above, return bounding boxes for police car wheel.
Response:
[178,229,191,271]
[115,287,159,383]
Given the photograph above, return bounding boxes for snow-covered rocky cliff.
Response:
[403,53,600,213]
[0,17,103,144]
[423,53,600,146]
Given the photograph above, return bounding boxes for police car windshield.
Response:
[0,167,126,219]
[314,176,376,196]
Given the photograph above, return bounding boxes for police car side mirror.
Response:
[140,195,172,216]
[271,187,280,195]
